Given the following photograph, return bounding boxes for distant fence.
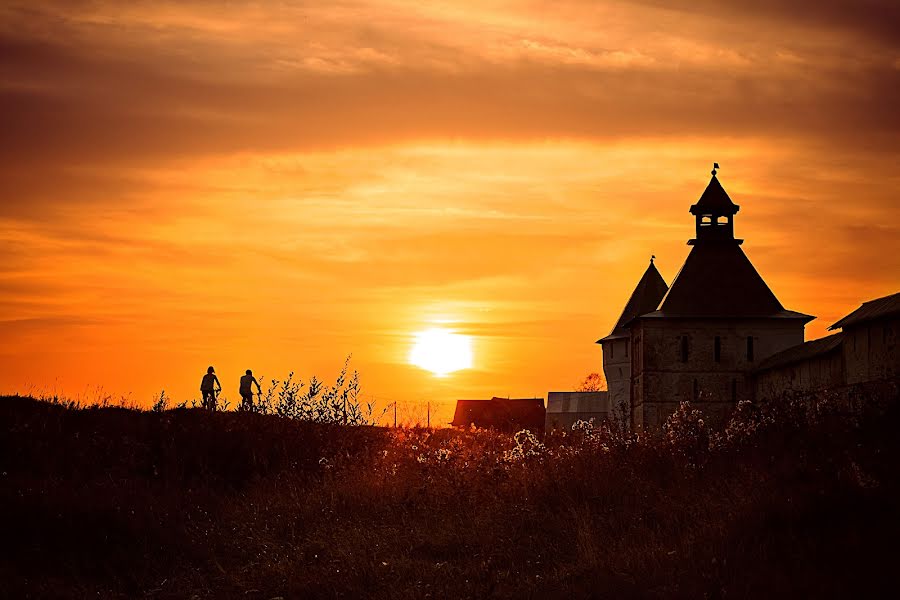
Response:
[367,398,455,428]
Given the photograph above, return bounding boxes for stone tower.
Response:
[627,166,814,429]
[597,258,668,427]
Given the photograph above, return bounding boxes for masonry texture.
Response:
[754,293,900,406]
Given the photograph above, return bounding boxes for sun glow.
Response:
[409,328,473,376]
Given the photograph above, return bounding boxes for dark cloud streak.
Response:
[1,30,897,171]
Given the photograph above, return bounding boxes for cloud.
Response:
[629,0,900,50]
[0,0,898,171]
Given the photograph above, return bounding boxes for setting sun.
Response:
[409,328,473,377]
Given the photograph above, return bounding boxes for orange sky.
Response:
[1,1,898,424]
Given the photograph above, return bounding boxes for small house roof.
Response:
[754,332,844,373]
[451,397,545,430]
[829,291,900,331]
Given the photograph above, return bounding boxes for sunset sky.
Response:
[1,1,898,423]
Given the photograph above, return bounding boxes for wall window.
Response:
[714,336,721,362]
[746,336,754,362]
[634,334,642,371]
[731,378,737,402]
[625,339,629,358]
[693,378,699,401]
[680,336,689,362]
[610,343,614,359]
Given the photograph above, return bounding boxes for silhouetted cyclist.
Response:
[239,369,261,411]
[200,366,221,410]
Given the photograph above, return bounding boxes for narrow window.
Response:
[731,378,737,402]
[680,336,689,362]
[610,343,615,359]
[714,336,721,362]
[693,379,699,402]
[625,339,629,358]
[746,336,754,362]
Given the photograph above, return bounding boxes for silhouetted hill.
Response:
[2,394,899,599]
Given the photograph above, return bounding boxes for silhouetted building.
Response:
[599,167,814,430]
[545,391,612,432]
[451,397,545,433]
[829,292,900,386]
[754,292,900,403]
[597,259,668,428]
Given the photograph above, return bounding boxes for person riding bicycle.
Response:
[200,366,221,410]
[239,369,261,411]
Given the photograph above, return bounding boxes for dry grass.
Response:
[1,392,899,599]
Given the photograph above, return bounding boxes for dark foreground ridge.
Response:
[2,394,899,599]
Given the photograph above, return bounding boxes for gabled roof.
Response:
[690,174,739,215]
[829,292,900,331]
[597,259,668,343]
[650,242,813,320]
[451,397,545,431]
[754,332,844,373]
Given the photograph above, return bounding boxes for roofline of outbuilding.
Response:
[828,291,900,331]
[753,332,844,373]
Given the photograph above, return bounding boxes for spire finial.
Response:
[650,254,656,264]
[711,162,720,176]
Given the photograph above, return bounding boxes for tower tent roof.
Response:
[647,242,812,320]
[598,259,668,343]
[690,174,739,215]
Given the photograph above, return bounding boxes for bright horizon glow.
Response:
[0,1,898,423]
[409,328,474,377]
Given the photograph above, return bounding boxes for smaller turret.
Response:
[689,163,741,245]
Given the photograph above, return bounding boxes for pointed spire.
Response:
[597,259,668,343]
[691,171,739,215]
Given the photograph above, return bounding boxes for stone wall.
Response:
[631,318,805,429]
[601,337,630,428]
[843,316,899,385]
[753,315,898,404]
[754,350,844,402]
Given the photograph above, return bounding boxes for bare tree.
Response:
[576,372,606,392]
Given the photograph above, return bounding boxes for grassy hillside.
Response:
[2,393,899,599]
